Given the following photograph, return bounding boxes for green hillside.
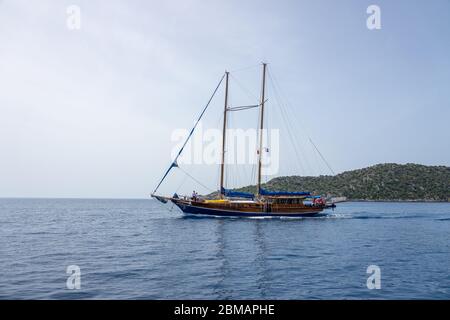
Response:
[236,163,450,201]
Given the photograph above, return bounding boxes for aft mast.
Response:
[219,71,229,198]
[257,63,267,198]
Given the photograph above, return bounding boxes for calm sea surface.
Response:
[0,198,448,299]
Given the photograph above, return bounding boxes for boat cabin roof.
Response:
[263,195,309,199]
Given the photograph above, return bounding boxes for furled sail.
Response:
[259,188,310,196]
[221,187,255,199]
[153,195,168,204]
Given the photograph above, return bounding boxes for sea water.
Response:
[0,198,448,299]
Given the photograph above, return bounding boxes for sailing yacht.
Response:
[152,63,333,217]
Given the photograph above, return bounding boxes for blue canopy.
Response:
[259,188,310,196]
[221,187,254,199]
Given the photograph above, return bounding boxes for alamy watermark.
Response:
[66,265,81,290]
[171,123,280,175]
[66,5,81,30]
[366,265,381,289]
[367,5,381,30]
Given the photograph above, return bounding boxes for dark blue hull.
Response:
[173,201,321,217]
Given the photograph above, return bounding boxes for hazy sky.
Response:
[1,0,449,198]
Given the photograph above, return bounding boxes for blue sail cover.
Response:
[259,188,311,196]
[221,187,254,199]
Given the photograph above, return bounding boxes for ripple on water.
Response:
[0,199,449,299]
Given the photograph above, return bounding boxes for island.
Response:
[232,163,450,202]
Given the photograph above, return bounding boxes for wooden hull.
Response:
[171,199,323,217]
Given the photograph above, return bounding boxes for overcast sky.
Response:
[1,0,449,198]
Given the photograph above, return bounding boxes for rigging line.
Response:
[223,93,232,190]
[179,167,215,193]
[227,104,261,111]
[277,95,306,174]
[309,138,335,175]
[269,68,333,176]
[249,109,257,189]
[214,112,224,192]
[226,109,232,189]
[229,73,260,102]
[267,72,305,175]
[252,94,262,188]
[260,77,269,185]
[152,73,226,195]
[310,141,323,175]
[268,71,315,174]
[242,163,251,188]
[175,167,190,194]
[278,85,314,175]
[265,90,271,184]
[250,146,257,188]
[228,63,261,74]
[228,111,239,189]
[269,70,318,175]
[216,163,221,193]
